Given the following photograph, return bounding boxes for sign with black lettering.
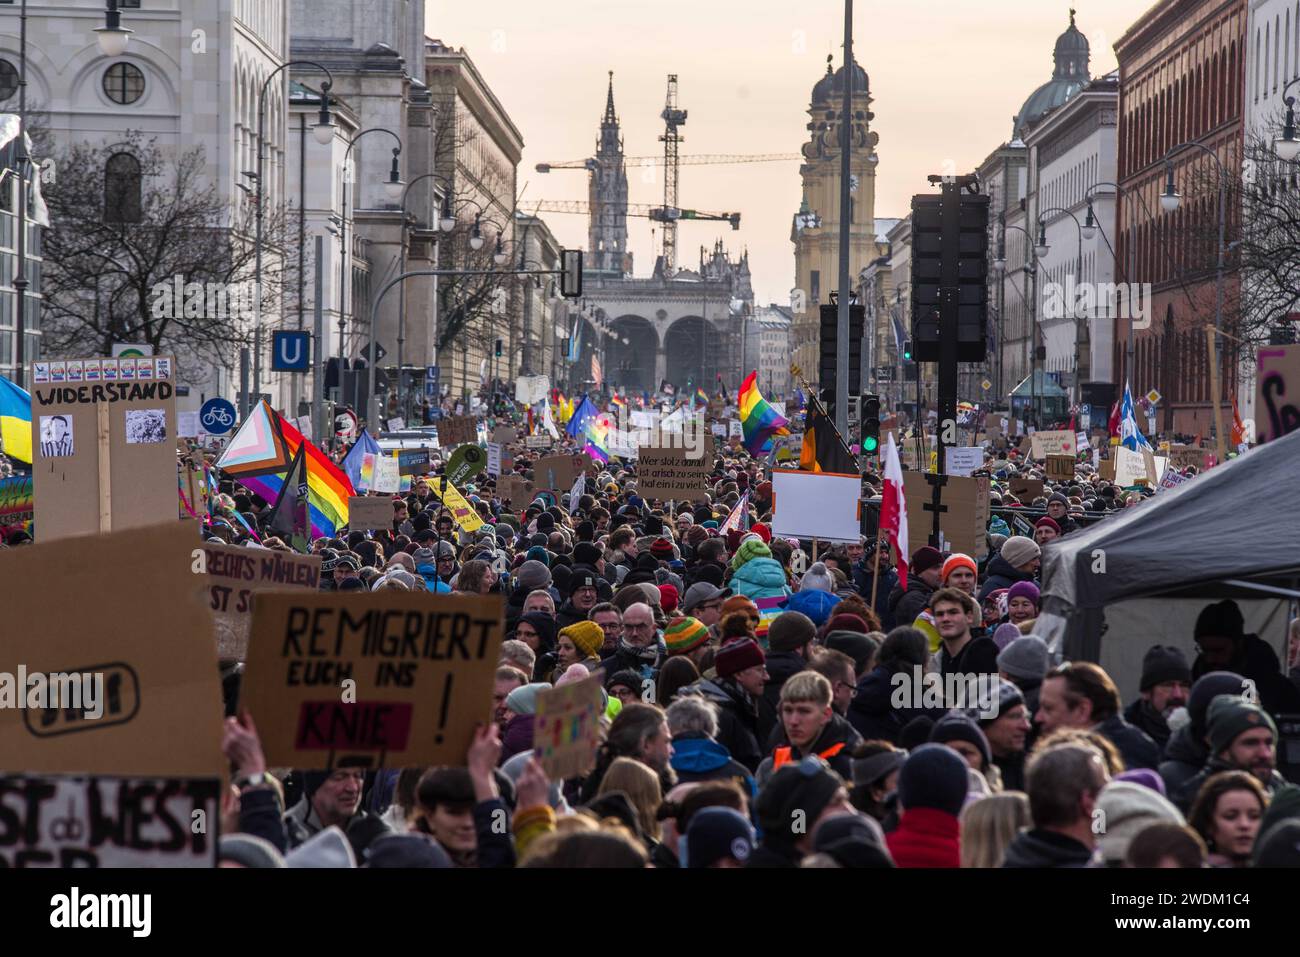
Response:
[1257,344,1300,444]
[0,523,224,776]
[1045,454,1075,481]
[203,542,322,659]
[438,415,478,447]
[635,446,710,502]
[31,356,179,542]
[0,775,220,867]
[240,592,505,769]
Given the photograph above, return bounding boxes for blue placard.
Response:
[200,398,237,435]
[271,331,311,372]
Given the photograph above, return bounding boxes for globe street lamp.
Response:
[95,0,133,57]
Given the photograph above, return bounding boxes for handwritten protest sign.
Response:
[438,415,478,447]
[636,445,710,502]
[486,442,502,477]
[1166,445,1211,471]
[1114,446,1167,486]
[533,453,590,493]
[0,775,220,867]
[1045,454,1075,481]
[534,675,605,780]
[492,426,517,446]
[0,474,33,538]
[347,496,393,532]
[0,522,223,776]
[1256,344,1300,444]
[240,592,504,769]
[372,454,400,493]
[1030,430,1076,458]
[945,447,983,477]
[31,356,179,542]
[203,541,321,659]
[524,434,552,450]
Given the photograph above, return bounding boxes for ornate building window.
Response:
[103,62,145,105]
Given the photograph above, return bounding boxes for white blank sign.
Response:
[771,469,861,543]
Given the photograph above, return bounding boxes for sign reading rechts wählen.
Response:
[31,357,179,543]
[204,541,321,659]
[0,775,220,867]
[635,446,710,502]
[239,592,505,769]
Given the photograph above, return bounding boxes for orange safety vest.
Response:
[772,741,846,770]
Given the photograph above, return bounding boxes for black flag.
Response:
[266,445,307,539]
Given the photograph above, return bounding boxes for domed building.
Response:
[1012,10,1091,138]
[790,55,891,391]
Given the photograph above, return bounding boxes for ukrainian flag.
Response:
[0,374,31,464]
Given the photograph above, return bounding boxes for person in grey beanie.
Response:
[800,561,836,594]
[506,559,553,632]
[978,537,1040,602]
[1123,644,1191,756]
[997,635,1049,740]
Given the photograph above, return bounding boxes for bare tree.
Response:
[39,131,299,366]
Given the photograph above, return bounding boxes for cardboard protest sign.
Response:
[710,422,726,437]
[1256,344,1300,443]
[1045,454,1075,481]
[492,426,517,446]
[486,442,503,477]
[1008,477,1045,502]
[240,592,505,769]
[31,356,179,542]
[636,445,710,502]
[0,474,34,538]
[0,775,221,867]
[0,522,223,776]
[397,448,431,476]
[1030,430,1076,458]
[903,472,990,558]
[1098,454,1117,482]
[534,675,605,780]
[497,475,535,505]
[771,469,861,543]
[438,415,478,447]
[533,453,590,493]
[203,541,321,659]
[524,434,552,450]
[347,496,394,532]
[945,447,984,477]
[1167,445,1211,471]
[1114,446,1167,486]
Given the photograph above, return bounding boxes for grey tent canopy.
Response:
[1036,427,1300,661]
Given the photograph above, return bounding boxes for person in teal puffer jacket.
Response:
[726,537,792,645]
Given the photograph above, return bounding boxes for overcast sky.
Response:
[429,1,1145,305]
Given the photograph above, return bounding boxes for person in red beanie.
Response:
[682,637,768,772]
[750,522,771,544]
[1033,516,1061,547]
[658,583,680,616]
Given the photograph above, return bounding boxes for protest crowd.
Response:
[4,366,1300,874]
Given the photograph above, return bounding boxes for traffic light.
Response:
[560,249,583,299]
[859,393,881,454]
[818,300,864,395]
[902,339,913,362]
[909,189,989,362]
[495,339,503,358]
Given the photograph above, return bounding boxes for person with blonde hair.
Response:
[595,757,664,851]
[960,792,1031,868]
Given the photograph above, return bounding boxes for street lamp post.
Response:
[396,172,455,420]
[994,222,1042,427]
[251,61,335,419]
[1037,206,1087,404]
[12,0,28,388]
[1159,141,1228,456]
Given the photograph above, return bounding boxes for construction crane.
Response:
[535,152,800,172]
[529,199,740,230]
[659,74,688,274]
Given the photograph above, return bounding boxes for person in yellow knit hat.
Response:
[555,620,605,678]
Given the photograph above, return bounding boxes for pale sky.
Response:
[428,1,1144,306]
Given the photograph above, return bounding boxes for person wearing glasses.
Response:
[599,602,663,682]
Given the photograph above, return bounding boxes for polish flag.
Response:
[879,433,910,588]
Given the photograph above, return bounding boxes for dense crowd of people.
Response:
[188,417,1300,868]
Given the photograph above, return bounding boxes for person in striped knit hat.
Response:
[664,616,712,671]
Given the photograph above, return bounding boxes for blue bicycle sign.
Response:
[200,398,237,435]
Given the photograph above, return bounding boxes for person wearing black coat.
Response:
[977,553,1037,602]
[847,626,943,745]
[886,546,946,628]
[1158,671,1248,798]
[683,675,764,773]
[1190,600,1300,719]
[758,648,809,745]
[853,545,899,631]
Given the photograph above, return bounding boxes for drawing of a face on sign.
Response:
[39,415,74,457]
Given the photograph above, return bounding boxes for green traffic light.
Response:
[862,436,879,453]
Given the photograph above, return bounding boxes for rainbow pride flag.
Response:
[584,413,610,464]
[738,370,789,456]
[695,387,709,405]
[216,400,353,539]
